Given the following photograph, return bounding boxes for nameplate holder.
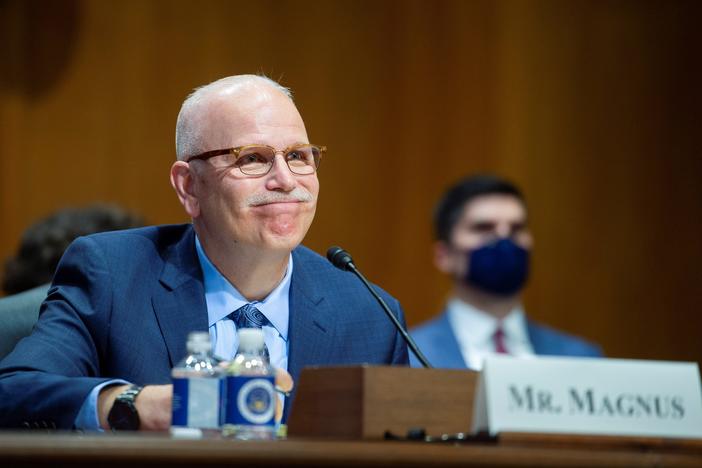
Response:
[471,355,702,440]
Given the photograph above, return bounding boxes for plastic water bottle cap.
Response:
[186,331,211,353]
[238,328,265,351]
[188,331,209,342]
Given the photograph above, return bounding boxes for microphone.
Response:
[326,246,432,368]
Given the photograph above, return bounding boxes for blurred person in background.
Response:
[2,204,145,296]
[0,204,144,360]
[410,175,602,369]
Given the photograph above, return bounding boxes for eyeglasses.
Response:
[185,144,325,177]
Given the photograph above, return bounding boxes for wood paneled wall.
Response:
[1,0,700,363]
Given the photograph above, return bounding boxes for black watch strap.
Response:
[107,384,144,431]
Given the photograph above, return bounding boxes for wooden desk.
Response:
[0,432,701,467]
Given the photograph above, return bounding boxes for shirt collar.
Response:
[501,305,531,345]
[446,298,529,346]
[195,235,291,341]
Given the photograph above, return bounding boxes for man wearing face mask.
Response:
[410,175,602,370]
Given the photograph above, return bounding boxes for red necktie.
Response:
[493,325,509,354]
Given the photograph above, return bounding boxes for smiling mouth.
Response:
[252,200,303,207]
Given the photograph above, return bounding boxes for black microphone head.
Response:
[327,246,355,271]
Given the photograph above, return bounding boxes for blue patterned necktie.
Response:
[229,303,270,329]
[229,303,270,361]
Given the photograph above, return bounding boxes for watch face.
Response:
[108,390,141,430]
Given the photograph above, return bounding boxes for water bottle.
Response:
[222,328,276,440]
[171,332,223,437]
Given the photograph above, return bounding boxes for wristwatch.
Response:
[107,384,144,430]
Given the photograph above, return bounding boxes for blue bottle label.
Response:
[171,377,221,428]
[225,375,275,426]
[172,377,189,427]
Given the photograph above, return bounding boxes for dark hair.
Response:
[434,174,526,242]
[2,204,145,295]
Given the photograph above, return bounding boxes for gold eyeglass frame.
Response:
[185,143,326,177]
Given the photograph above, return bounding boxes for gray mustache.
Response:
[247,188,314,206]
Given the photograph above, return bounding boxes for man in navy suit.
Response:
[0,75,408,430]
[410,175,601,369]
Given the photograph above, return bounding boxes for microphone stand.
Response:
[327,247,433,369]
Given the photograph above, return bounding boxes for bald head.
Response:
[169,74,319,280]
[175,75,298,160]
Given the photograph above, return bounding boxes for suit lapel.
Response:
[286,249,336,383]
[151,226,208,367]
[526,320,548,355]
[149,241,334,419]
[437,311,469,368]
[283,249,337,422]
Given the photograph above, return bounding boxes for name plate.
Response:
[471,355,702,439]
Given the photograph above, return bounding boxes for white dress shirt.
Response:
[446,298,534,370]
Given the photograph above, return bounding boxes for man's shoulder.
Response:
[291,244,326,262]
[291,245,400,306]
[85,223,192,245]
[527,319,603,357]
[410,311,451,340]
[292,245,353,288]
[291,245,336,273]
[291,245,350,281]
[409,311,466,368]
[75,224,193,256]
[59,224,195,278]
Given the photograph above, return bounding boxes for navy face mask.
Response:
[464,238,530,296]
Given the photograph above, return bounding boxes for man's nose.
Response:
[265,154,296,191]
[495,224,512,239]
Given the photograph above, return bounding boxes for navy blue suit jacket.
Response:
[409,310,602,369]
[0,225,408,428]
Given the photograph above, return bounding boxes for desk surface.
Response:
[1,432,701,467]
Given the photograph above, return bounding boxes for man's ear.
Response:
[170,161,200,218]
[433,240,454,274]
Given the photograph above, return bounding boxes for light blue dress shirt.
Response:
[74,234,292,430]
[195,235,291,369]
